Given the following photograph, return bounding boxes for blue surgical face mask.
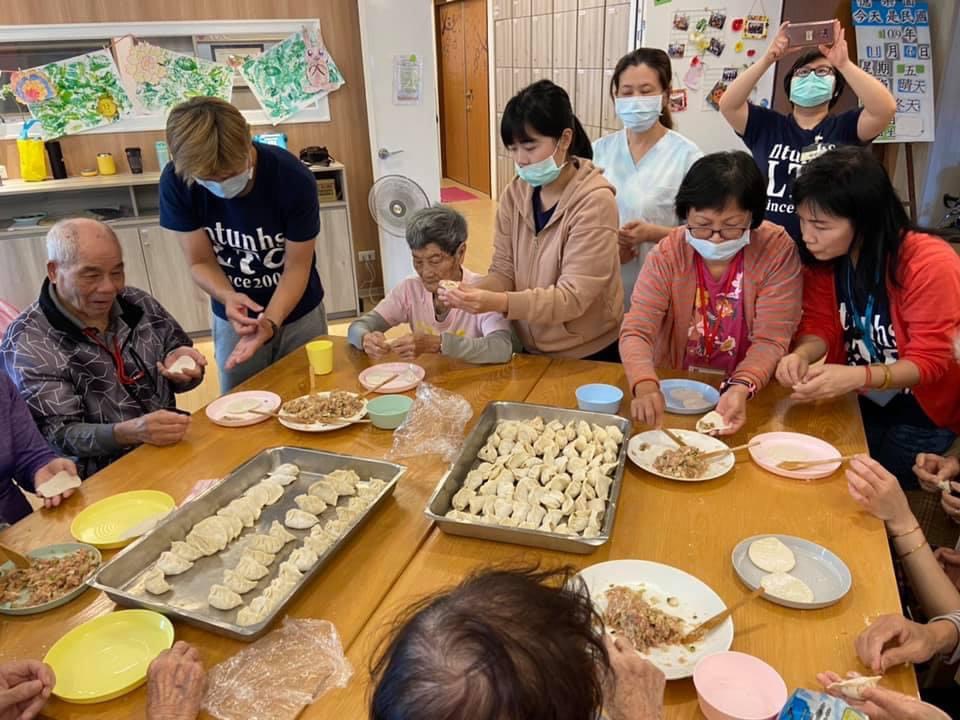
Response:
[685,227,751,262]
[615,95,663,132]
[196,166,253,199]
[515,144,566,188]
[789,73,835,108]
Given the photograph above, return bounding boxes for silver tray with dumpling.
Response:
[89,447,405,641]
[425,402,632,554]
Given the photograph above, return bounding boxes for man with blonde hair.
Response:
[160,96,327,390]
[0,218,203,477]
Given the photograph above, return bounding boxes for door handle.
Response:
[378,148,404,160]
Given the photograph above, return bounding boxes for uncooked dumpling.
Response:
[307,481,339,505]
[243,484,275,509]
[278,561,303,583]
[289,546,319,572]
[696,411,729,434]
[156,551,193,576]
[218,500,256,528]
[269,520,297,544]
[326,469,359,496]
[208,584,243,610]
[285,508,319,529]
[241,548,275,567]
[143,568,171,595]
[234,556,270,581]
[263,472,298,487]
[223,569,258,594]
[828,675,882,700]
[294,494,328,515]
[760,572,815,603]
[170,540,203,562]
[215,512,243,540]
[236,603,267,627]
[275,463,300,476]
[304,533,333,555]
[247,533,284,554]
[748,537,796,573]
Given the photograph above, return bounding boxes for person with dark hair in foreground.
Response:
[620,151,801,434]
[718,20,895,243]
[439,80,624,362]
[593,48,703,310]
[777,147,960,488]
[370,567,665,720]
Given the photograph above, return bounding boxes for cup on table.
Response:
[306,340,334,375]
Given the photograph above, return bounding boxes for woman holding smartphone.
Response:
[718,19,895,243]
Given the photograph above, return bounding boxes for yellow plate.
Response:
[44,609,174,703]
[70,490,175,549]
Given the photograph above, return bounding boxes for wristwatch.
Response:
[720,377,757,399]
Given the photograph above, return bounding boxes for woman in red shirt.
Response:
[776,146,960,487]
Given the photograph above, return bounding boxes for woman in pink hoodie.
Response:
[440,80,624,361]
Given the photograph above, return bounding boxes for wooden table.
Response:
[314,359,917,719]
[0,347,917,719]
[0,338,551,719]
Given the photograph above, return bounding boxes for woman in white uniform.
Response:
[593,48,703,310]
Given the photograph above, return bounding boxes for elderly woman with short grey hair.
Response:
[348,206,513,364]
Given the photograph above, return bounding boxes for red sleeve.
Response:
[796,266,840,348]
[894,233,960,384]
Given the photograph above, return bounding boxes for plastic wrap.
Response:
[202,618,352,720]
[778,689,867,719]
[388,382,474,463]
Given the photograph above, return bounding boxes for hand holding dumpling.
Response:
[714,385,747,435]
[437,284,508,315]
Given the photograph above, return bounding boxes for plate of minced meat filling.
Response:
[578,559,733,680]
[278,391,368,432]
[627,429,734,482]
[0,543,101,615]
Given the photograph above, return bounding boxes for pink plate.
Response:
[749,431,843,480]
[358,363,425,393]
[205,391,282,428]
[694,651,787,720]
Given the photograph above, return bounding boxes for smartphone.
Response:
[786,20,836,47]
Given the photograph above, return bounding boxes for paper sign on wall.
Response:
[393,55,423,105]
[852,0,935,143]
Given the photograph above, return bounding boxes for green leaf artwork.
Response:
[22,50,133,139]
[124,42,233,113]
[239,29,345,124]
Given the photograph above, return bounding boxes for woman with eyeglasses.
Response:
[718,20,895,243]
[620,152,802,433]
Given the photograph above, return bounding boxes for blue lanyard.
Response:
[845,261,877,362]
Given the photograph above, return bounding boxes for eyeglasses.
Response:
[687,225,751,241]
[794,66,835,78]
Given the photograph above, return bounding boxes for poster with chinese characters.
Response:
[852,0,935,142]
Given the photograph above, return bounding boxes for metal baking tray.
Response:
[425,402,631,554]
[90,447,405,641]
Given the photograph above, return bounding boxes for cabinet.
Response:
[511,0,531,16]
[603,4,631,69]
[601,68,622,131]
[575,69,604,128]
[530,15,553,69]
[552,11,578,68]
[138,226,211,335]
[0,234,49,310]
[553,68,577,105]
[114,227,152,295]
[512,17,532,68]
[492,0,512,19]
[532,0,553,13]
[495,20,513,67]
[496,68,513,112]
[576,8,604,69]
[314,208,358,318]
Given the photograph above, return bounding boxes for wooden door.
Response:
[438,2,470,186]
[463,0,491,194]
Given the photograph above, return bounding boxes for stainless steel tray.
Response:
[90,447,405,641]
[425,402,631,554]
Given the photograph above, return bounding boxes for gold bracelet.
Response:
[898,538,927,559]
[889,524,921,538]
[878,363,893,391]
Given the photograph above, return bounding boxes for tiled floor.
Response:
[177,178,498,414]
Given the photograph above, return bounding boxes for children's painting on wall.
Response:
[124,42,233,113]
[6,50,133,138]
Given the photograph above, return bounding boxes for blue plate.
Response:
[660,379,719,415]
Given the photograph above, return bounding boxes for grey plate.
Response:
[660,379,720,415]
[425,401,632,554]
[90,447,406,641]
[732,534,852,610]
[0,543,101,616]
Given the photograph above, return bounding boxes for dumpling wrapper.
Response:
[143,568,170,595]
[294,494,328,515]
[269,520,297,544]
[223,569,258,594]
[168,355,197,374]
[156,551,192,576]
[36,470,82,498]
[234,556,270,581]
[285,508,319,529]
[208,583,243,611]
[748,537,796,573]
[225,397,262,415]
[695,411,729,435]
[828,675,882,700]
[760,572,815,603]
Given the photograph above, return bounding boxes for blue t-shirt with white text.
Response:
[159,142,323,324]
[739,104,864,242]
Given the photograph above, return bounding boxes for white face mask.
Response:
[615,95,663,132]
[685,227,751,261]
[196,166,253,199]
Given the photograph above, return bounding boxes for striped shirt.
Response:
[619,221,802,392]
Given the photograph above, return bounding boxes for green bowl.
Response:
[366,394,414,430]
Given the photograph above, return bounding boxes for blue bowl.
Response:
[575,383,624,414]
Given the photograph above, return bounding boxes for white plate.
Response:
[205,391,281,428]
[277,392,368,432]
[732,534,852,610]
[578,560,733,680]
[627,430,733,482]
[749,432,843,480]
